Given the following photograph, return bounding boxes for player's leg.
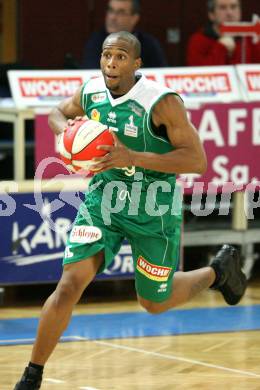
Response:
[28,175,122,365]
[139,243,247,313]
[31,251,103,365]
[138,245,247,314]
[133,227,247,314]
[138,265,215,314]
[14,195,125,388]
[14,252,103,390]
[28,177,124,364]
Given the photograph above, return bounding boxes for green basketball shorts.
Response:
[63,175,182,303]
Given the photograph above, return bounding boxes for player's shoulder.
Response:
[134,73,178,111]
[141,74,171,94]
[156,92,183,110]
[81,76,106,95]
[152,93,186,127]
[142,74,178,100]
[132,74,176,111]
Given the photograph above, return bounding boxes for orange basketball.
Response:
[59,119,114,172]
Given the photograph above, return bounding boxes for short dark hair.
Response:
[103,31,142,58]
[207,0,241,12]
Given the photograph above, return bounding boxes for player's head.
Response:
[208,0,241,26]
[105,0,140,34]
[100,31,142,94]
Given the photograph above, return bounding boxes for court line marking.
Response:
[45,378,65,384]
[202,340,231,353]
[45,378,101,389]
[3,334,260,379]
[79,387,100,390]
[4,335,260,378]
[94,340,260,378]
[85,347,112,360]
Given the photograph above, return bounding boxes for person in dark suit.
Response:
[82,0,168,68]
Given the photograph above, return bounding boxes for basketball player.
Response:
[14,31,247,389]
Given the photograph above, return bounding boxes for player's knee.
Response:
[54,275,85,306]
[138,297,165,314]
[55,282,76,304]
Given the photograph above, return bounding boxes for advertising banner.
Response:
[179,102,260,190]
[0,192,134,285]
[7,70,101,108]
[236,64,260,101]
[8,66,242,109]
[142,66,241,105]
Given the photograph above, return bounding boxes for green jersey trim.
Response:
[146,92,182,144]
[80,80,91,111]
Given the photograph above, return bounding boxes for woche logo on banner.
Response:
[7,70,101,108]
[236,65,260,101]
[19,77,83,98]
[164,73,231,95]
[141,66,240,104]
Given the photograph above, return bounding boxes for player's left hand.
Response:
[90,132,135,172]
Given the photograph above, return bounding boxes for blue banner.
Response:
[0,191,134,285]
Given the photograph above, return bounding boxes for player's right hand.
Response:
[67,115,89,127]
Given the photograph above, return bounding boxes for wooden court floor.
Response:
[0,283,260,390]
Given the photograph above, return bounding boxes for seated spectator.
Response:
[186,0,260,66]
[82,0,168,69]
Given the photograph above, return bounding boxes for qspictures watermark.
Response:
[0,157,260,231]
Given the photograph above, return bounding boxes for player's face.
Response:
[105,0,139,33]
[101,38,141,94]
[209,0,241,25]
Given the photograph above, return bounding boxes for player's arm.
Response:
[48,86,85,135]
[95,94,207,175]
[132,94,207,174]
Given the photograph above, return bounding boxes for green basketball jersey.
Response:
[80,73,178,187]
